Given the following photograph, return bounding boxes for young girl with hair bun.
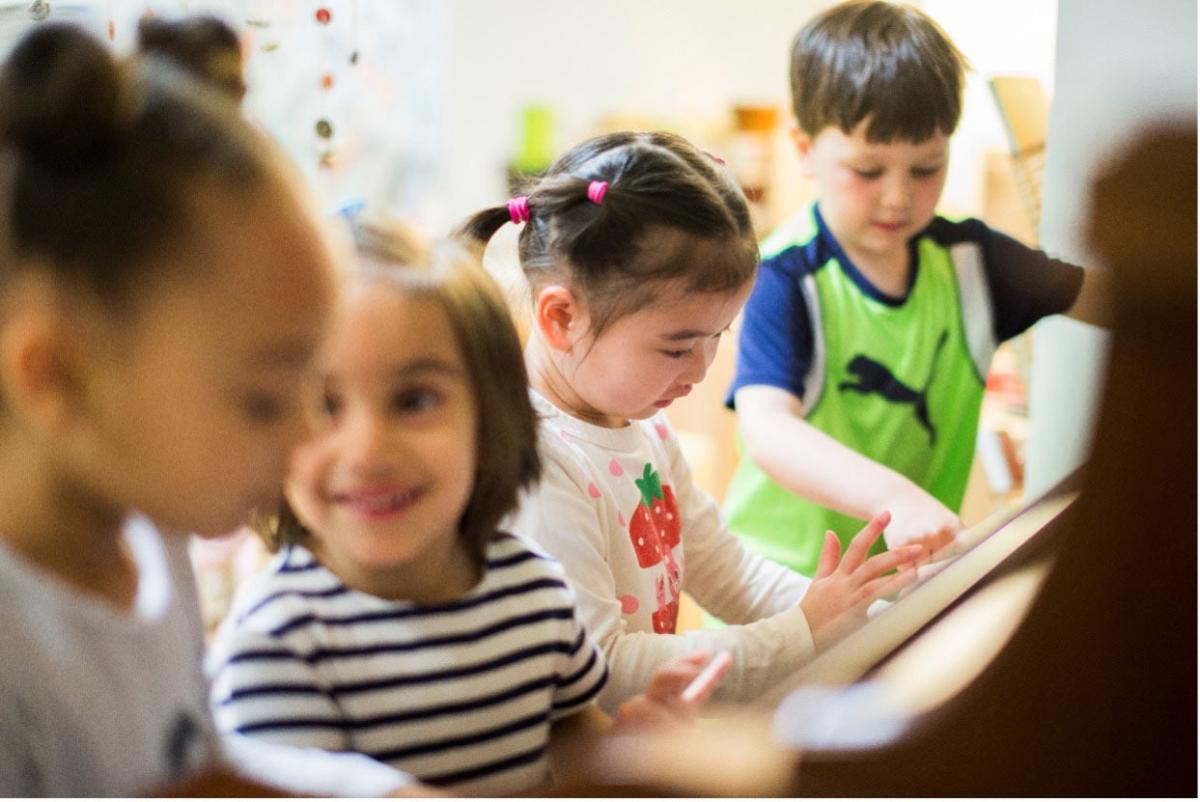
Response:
[461,130,923,710]
[0,22,411,797]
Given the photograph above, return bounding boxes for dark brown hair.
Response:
[258,215,541,566]
[790,0,970,142]
[137,14,246,102]
[457,130,758,337]
[0,22,271,303]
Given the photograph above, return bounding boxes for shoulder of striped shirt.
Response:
[224,533,569,636]
[227,552,340,625]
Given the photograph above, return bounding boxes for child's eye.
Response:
[661,347,694,360]
[391,388,441,413]
[853,168,882,180]
[911,166,942,179]
[321,390,343,420]
[241,392,285,425]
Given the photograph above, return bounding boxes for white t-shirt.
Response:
[0,515,409,797]
[507,392,817,710]
[0,515,219,796]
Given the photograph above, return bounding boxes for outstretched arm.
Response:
[1063,268,1111,328]
[735,384,960,554]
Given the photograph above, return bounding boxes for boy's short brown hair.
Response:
[790,0,969,142]
[258,214,541,566]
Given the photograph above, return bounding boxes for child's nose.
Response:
[343,411,389,465]
[881,174,913,210]
[681,339,718,383]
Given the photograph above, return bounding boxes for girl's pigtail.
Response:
[525,173,635,283]
[455,204,519,247]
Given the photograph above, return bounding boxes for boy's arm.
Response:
[659,414,811,622]
[735,383,959,553]
[973,221,1107,332]
[1062,268,1111,328]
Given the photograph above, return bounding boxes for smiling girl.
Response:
[208,215,720,796]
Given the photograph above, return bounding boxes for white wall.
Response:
[1025,0,1197,496]
[438,0,820,229]
[920,0,1057,215]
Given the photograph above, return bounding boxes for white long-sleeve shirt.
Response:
[508,392,817,710]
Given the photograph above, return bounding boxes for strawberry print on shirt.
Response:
[626,463,682,633]
[508,391,817,711]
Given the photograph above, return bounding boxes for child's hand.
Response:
[881,488,962,558]
[799,511,922,650]
[613,651,731,733]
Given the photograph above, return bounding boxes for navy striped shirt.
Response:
[207,533,608,796]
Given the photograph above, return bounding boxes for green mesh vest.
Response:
[725,206,996,576]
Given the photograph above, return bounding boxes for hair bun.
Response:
[0,22,126,163]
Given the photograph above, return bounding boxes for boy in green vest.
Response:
[724,0,1106,575]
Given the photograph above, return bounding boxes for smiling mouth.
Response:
[333,487,424,519]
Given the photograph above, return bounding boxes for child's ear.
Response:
[0,281,87,435]
[532,284,584,353]
[790,125,816,176]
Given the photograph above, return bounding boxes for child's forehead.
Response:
[823,121,950,155]
[606,280,749,333]
[330,283,435,347]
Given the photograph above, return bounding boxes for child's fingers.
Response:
[850,544,923,585]
[840,510,892,573]
[678,651,713,668]
[813,530,841,579]
[643,655,710,702]
[855,565,918,605]
[614,697,678,732]
[679,651,732,707]
[912,527,955,558]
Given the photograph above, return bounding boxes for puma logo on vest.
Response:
[838,330,948,445]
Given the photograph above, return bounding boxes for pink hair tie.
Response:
[586,180,609,205]
[507,196,530,224]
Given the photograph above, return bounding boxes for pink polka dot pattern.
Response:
[654,422,669,440]
[619,595,640,614]
[618,511,626,527]
[609,459,624,477]
[587,482,602,499]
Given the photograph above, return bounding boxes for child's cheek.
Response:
[286,440,334,513]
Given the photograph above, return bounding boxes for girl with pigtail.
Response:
[461,131,923,709]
